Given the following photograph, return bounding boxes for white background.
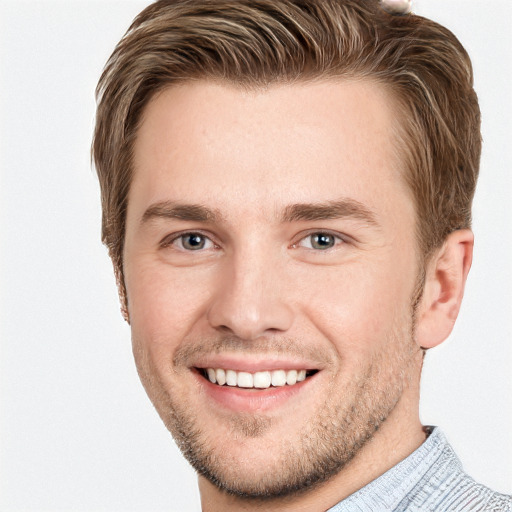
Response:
[0,1,510,510]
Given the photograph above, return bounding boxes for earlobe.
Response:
[415,229,474,349]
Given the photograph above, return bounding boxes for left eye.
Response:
[171,233,214,251]
[298,232,341,250]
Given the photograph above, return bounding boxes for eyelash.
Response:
[160,231,218,251]
[292,231,345,251]
[160,230,346,252]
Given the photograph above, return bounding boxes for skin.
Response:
[123,79,473,511]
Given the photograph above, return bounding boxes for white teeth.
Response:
[271,370,287,387]
[253,371,271,389]
[226,369,237,386]
[237,372,253,388]
[286,370,298,386]
[215,368,226,386]
[204,368,311,388]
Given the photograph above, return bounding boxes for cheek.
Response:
[297,259,416,355]
[125,260,215,350]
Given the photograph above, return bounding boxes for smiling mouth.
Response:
[197,368,319,389]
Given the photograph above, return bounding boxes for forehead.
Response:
[129,79,413,223]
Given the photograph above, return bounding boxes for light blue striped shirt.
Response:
[328,427,512,511]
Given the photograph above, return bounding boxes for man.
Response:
[92,0,512,510]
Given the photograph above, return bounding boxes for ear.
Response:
[415,229,474,349]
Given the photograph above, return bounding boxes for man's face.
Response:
[123,80,423,497]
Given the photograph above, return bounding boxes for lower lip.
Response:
[195,371,316,413]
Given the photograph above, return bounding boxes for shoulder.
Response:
[403,474,512,511]
[401,476,512,512]
[329,428,511,512]
[398,428,512,512]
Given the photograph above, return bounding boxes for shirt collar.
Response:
[327,427,462,512]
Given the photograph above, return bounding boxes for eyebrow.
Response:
[281,199,379,226]
[140,198,379,227]
[141,201,222,224]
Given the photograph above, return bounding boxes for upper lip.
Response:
[191,355,322,373]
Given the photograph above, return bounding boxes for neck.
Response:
[198,381,426,512]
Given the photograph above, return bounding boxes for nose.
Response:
[206,249,294,340]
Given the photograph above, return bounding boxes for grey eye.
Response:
[181,233,207,250]
[309,233,336,250]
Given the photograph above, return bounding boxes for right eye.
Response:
[165,232,215,251]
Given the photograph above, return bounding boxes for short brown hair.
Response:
[93,0,481,312]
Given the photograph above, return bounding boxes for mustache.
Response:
[173,335,334,368]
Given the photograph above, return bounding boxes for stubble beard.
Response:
[133,311,419,501]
